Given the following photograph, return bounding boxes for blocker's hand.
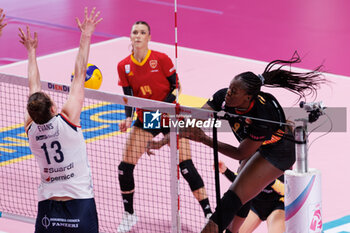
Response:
[18,26,38,52]
[76,7,103,36]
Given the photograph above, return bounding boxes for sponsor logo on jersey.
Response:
[125,64,130,74]
[45,173,75,183]
[149,60,157,69]
[44,162,74,173]
[36,130,59,141]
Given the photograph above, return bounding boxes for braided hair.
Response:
[237,52,326,101]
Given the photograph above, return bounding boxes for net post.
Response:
[294,124,308,173]
[212,113,223,232]
[285,114,323,232]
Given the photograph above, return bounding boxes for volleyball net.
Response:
[0,72,220,232]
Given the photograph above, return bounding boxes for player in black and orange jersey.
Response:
[147,53,326,232]
[196,54,325,233]
[217,161,285,233]
[116,21,212,233]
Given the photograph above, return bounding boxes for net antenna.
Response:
[170,0,181,232]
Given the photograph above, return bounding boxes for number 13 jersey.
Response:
[27,114,94,201]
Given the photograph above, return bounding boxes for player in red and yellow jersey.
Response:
[116,21,212,233]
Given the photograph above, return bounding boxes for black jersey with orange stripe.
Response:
[207,88,286,146]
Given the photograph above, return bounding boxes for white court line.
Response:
[1,37,349,80]
[0,37,127,70]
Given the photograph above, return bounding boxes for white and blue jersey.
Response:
[27,114,93,201]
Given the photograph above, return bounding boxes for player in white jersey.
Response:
[21,7,102,233]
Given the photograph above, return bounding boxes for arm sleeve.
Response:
[223,168,237,182]
[122,87,134,118]
[163,72,178,103]
[159,53,179,103]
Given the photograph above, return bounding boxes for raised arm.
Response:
[19,26,40,130]
[19,26,40,94]
[61,7,102,125]
[0,8,7,37]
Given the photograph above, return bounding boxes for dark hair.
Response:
[27,92,53,124]
[133,21,151,35]
[237,52,326,100]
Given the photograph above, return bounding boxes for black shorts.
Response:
[251,198,284,221]
[35,198,98,233]
[259,137,295,171]
[134,118,170,137]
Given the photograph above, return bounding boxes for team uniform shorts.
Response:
[251,198,284,221]
[259,137,295,171]
[35,198,98,233]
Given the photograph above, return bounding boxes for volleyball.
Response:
[71,63,102,90]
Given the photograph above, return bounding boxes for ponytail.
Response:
[262,52,326,100]
[237,52,326,100]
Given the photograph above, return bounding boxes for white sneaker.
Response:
[117,211,138,233]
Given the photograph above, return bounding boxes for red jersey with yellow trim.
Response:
[118,50,176,121]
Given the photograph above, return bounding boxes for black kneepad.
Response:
[179,159,204,191]
[118,162,135,192]
[236,200,251,218]
[210,190,242,230]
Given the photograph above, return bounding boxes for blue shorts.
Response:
[35,198,98,233]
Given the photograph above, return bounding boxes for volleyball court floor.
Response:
[0,37,349,232]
